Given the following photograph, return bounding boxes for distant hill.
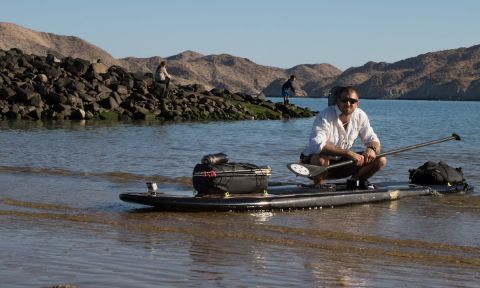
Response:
[262,64,342,97]
[326,45,480,100]
[0,22,340,95]
[1,22,479,100]
[0,22,119,66]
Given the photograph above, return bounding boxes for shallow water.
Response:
[1,98,479,287]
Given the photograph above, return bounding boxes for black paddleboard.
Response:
[119,182,472,212]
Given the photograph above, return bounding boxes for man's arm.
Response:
[162,67,172,79]
[365,141,381,153]
[363,141,381,164]
[305,113,330,155]
[358,111,380,164]
[322,143,365,166]
[289,80,296,93]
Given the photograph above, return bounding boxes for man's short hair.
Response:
[333,86,359,100]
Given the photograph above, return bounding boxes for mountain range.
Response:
[1,22,479,100]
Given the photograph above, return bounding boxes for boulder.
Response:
[0,73,11,85]
[78,92,97,102]
[210,88,225,95]
[100,97,119,110]
[63,58,90,76]
[54,77,70,89]
[122,78,134,89]
[115,84,128,95]
[67,95,83,107]
[46,53,61,63]
[133,110,156,120]
[231,94,245,101]
[85,70,103,81]
[95,84,112,93]
[71,108,86,120]
[29,94,43,107]
[256,93,267,101]
[33,83,49,96]
[1,87,16,100]
[260,101,276,110]
[90,63,109,74]
[7,48,23,56]
[85,111,94,119]
[15,87,37,104]
[96,91,111,101]
[71,80,86,92]
[112,92,123,104]
[26,107,42,120]
[46,93,68,105]
[44,66,62,80]
[191,84,206,92]
[53,103,72,113]
[85,102,100,113]
[5,110,21,120]
[37,74,48,83]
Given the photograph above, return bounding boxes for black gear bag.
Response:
[192,156,271,195]
[409,161,465,185]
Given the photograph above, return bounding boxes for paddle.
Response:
[287,133,461,177]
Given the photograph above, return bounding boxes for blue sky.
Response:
[1,0,479,70]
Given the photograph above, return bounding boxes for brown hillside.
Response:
[327,45,480,100]
[0,22,119,66]
[0,22,341,95]
[2,22,479,100]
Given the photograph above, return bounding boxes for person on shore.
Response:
[281,75,296,105]
[300,86,387,188]
[155,61,172,89]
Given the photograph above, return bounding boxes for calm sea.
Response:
[1,98,479,287]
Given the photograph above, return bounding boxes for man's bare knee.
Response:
[376,157,387,169]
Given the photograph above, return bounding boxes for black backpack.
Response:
[193,162,270,195]
[409,161,465,185]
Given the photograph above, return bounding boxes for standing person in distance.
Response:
[281,75,296,105]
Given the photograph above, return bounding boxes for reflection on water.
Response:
[2,195,480,287]
[0,99,480,287]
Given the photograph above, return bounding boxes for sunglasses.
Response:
[340,97,359,104]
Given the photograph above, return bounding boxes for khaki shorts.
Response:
[302,152,361,179]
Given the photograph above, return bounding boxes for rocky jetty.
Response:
[0,48,315,121]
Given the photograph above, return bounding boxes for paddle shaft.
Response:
[326,133,461,171]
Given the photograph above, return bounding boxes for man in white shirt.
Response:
[302,86,387,186]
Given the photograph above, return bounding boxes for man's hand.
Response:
[347,151,365,166]
[363,147,376,164]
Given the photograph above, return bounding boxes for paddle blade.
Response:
[287,163,327,177]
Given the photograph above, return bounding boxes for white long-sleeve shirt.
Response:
[155,66,172,81]
[303,105,379,156]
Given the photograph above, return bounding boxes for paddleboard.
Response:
[119,182,471,212]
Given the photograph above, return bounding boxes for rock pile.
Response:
[0,48,315,121]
